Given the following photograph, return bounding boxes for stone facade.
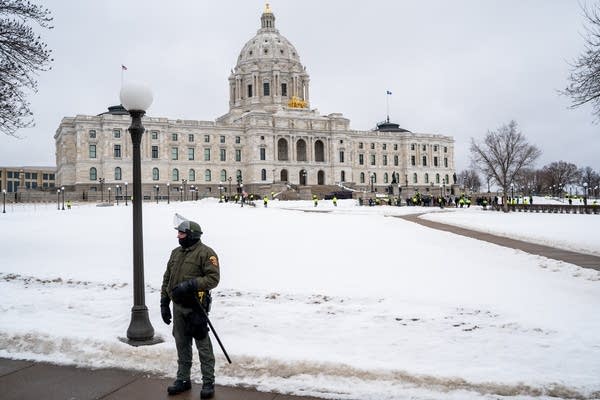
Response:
[55,6,457,201]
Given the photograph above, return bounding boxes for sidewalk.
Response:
[0,358,324,400]
[397,213,600,271]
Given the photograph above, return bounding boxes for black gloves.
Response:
[171,279,198,305]
[160,296,172,325]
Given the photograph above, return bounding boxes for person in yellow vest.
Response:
[332,196,337,207]
[263,196,268,208]
[313,194,318,207]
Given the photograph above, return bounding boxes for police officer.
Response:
[161,220,220,399]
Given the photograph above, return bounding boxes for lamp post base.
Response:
[123,305,162,346]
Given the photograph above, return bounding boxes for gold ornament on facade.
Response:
[287,96,307,109]
[264,2,272,14]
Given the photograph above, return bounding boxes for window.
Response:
[340,139,344,144]
[444,158,448,168]
[115,167,122,180]
[204,148,211,161]
[172,133,178,141]
[370,143,375,150]
[172,147,179,160]
[172,168,179,181]
[43,174,48,180]
[339,151,344,163]
[260,147,266,160]
[25,172,30,179]
[434,156,438,167]
[394,144,398,151]
[445,174,450,184]
[360,172,365,183]
[411,144,415,151]
[434,145,438,152]
[235,149,241,162]
[341,171,346,182]
[188,148,195,160]
[220,149,226,161]
[383,144,387,150]
[277,138,288,161]
[205,169,212,182]
[189,169,195,181]
[49,173,54,180]
[281,83,287,96]
[188,134,194,142]
[263,82,270,96]
[315,140,325,162]
[261,169,267,181]
[394,155,399,166]
[89,144,96,158]
[153,168,160,181]
[422,144,426,151]
[220,170,227,182]
[370,154,376,165]
[89,130,96,139]
[425,173,429,184]
[235,136,241,144]
[383,155,388,166]
[384,173,389,184]
[247,84,253,97]
[236,170,242,182]
[114,144,121,158]
[296,139,307,161]
[436,173,440,184]
[151,131,158,140]
[90,167,97,180]
[359,142,363,149]
[411,155,416,166]
[204,135,210,143]
[152,146,159,159]
[444,146,448,153]
[413,173,418,183]
[422,156,427,166]
[220,135,225,144]
[359,154,364,165]
[372,173,377,184]
[113,129,121,139]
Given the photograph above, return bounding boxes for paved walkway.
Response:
[397,213,600,271]
[0,358,323,400]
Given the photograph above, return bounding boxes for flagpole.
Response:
[121,68,124,88]
[386,93,389,123]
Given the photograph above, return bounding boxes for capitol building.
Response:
[55,5,457,201]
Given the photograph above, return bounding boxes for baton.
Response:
[195,297,232,364]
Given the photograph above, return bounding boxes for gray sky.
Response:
[2,0,599,173]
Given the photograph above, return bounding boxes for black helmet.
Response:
[175,220,202,240]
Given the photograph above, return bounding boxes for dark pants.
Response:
[172,303,215,384]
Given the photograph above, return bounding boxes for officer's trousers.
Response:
[172,303,215,384]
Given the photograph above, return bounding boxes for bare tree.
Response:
[470,120,541,210]
[541,161,580,195]
[0,0,53,137]
[513,168,542,195]
[579,166,600,196]
[457,169,482,193]
[563,3,600,119]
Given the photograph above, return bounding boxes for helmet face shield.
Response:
[173,213,189,230]
[173,214,202,239]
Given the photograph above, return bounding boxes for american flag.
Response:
[121,65,128,71]
[386,90,392,95]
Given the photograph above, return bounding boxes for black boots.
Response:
[200,383,215,399]
[167,379,191,395]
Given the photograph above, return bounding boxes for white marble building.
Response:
[55,5,457,200]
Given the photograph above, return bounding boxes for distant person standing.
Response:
[332,196,337,207]
[313,194,318,207]
[161,220,220,399]
[263,196,268,208]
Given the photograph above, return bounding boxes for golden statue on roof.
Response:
[288,96,307,109]
[264,2,272,14]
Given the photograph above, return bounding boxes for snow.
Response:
[1,198,599,400]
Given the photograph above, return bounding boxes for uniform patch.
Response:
[209,256,219,267]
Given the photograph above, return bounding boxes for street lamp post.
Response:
[116,185,120,206]
[56,189,60,210]
[240,182,244,207]
[2,189,6,213]
[301,170,307,186]
[182,179,187,201]
[120,81,158,345]
[61,186,65,210]
[510,183,514,201]
[179,186,183,201]
[228,177,232,197]
[154,185,159,204]
[370,173,375,193]
[108,187,111,204]
[167,183,170,204]
[99,178,105,202]
[584,182,588,206]
[125,182,128,206]
[219,182,223,203]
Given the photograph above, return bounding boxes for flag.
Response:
[386,90,392,95]
[121,65,128,71]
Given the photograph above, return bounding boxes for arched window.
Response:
[152,168,159,181]
[360,172,365,184]
[236,169,242,182]
[261,169,267,181]
[436,173,440,184]
[220,169,227,182]
[204,169,212,182]
[277,138,288,161]
[296,139,307,161]
[445,174,450,184]
[425,173,429,184]
[280,169,288,182]
[422,156,427,166]
[384,173,389,184]
[413,173,418,183]
[90,167,97,181]
[189,169,195,182]
[341,171,346,182]
[317,170,325,185]
[172,168,179,181]
[372,173,377,183]
[315,140,325,162]
[114,167,122,180]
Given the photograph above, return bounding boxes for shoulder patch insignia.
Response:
[209,256,219,267]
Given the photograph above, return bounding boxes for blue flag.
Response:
[386,90,392,95]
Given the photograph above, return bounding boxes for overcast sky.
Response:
[2,0,599,173]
